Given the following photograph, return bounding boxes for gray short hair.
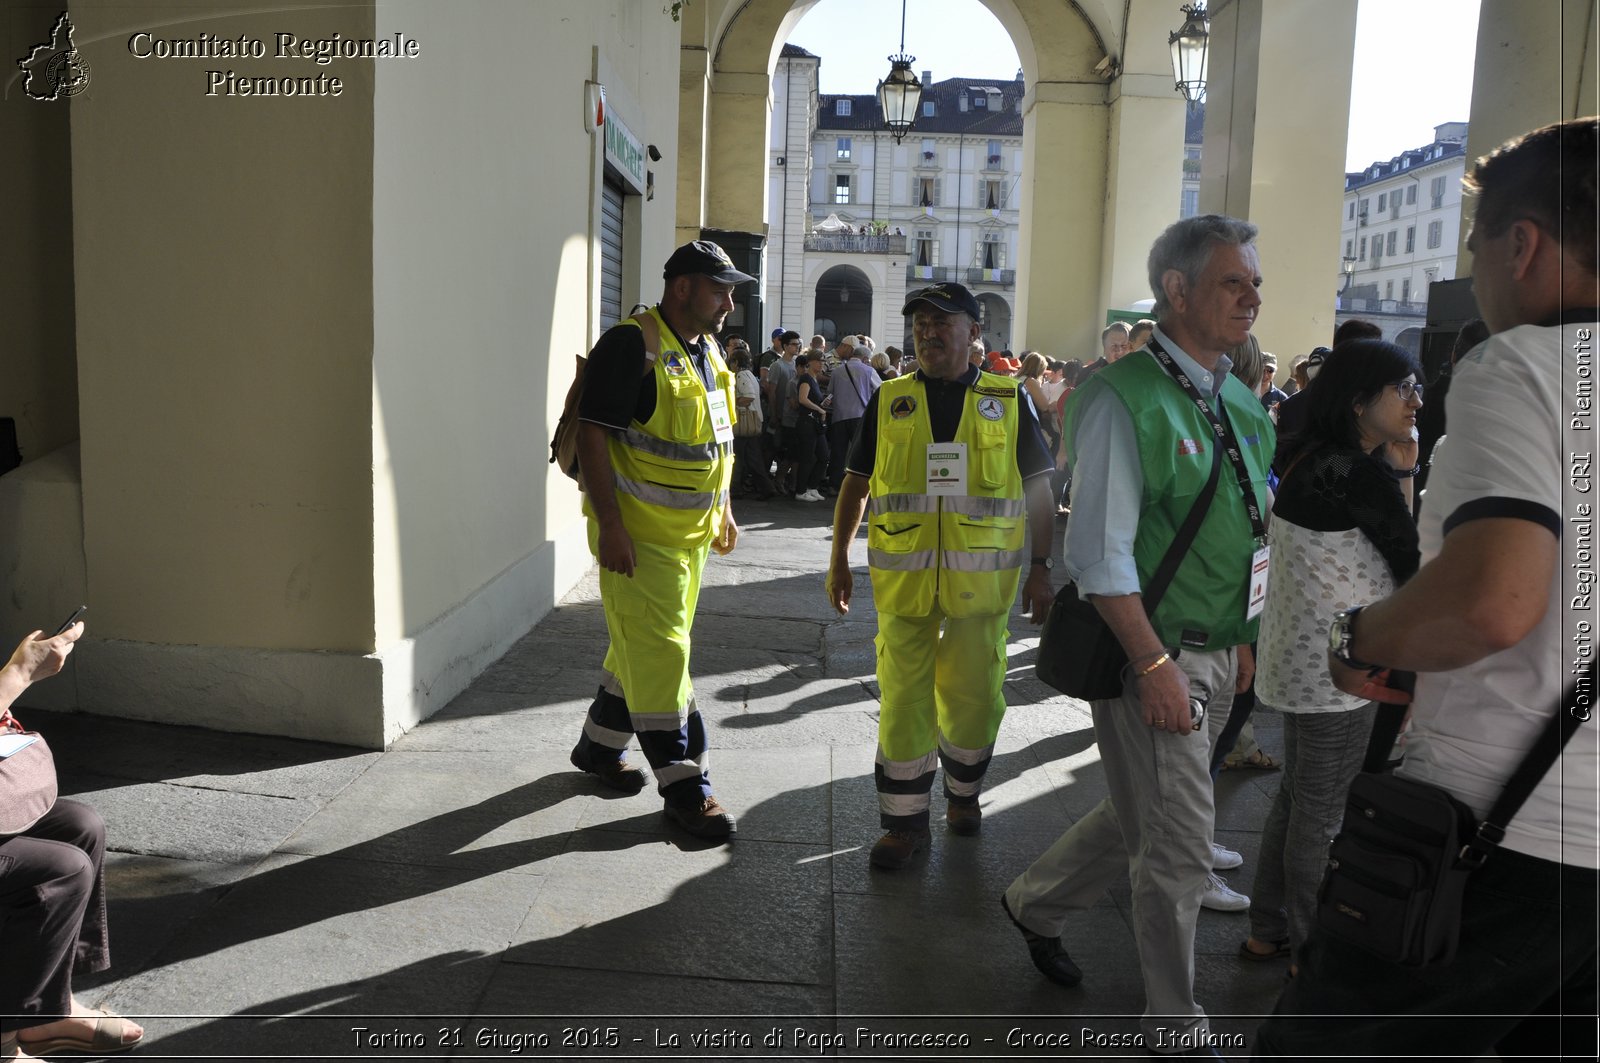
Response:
[1147,214,1259,318]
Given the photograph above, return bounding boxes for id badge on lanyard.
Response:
[1246,543,1271,621]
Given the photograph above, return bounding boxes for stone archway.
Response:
[813,264,873,342]
[977,293,1013,352]
[684,0,1193,357]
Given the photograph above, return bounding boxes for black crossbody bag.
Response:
[1316,663,1591,967]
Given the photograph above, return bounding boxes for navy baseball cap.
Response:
[664,240,756,284]
[771,327,786,339]
[903,283,980,320]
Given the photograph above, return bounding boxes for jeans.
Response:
[1245,704,1376,960]
[795,416,829,492]
[1253,845,1598,1060]
[827,417,862,490]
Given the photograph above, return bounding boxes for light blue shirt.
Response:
[1064,325,1233,597]
[828,357,881,421]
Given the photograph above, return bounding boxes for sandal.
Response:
[14,1009,143,1056]
[1224,749,1280,771]
[1239,938,1291,962]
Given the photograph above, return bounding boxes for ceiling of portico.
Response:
[699,0,1142,90]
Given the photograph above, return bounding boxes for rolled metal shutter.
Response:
[599,176,625,326]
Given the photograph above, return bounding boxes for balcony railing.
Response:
[966,267,1015,286]
[803,234,908,254]
[1336,296,1428,315]
[906,265,963,283]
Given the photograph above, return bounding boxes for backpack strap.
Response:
[630,311,662,370]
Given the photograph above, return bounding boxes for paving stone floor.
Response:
[24,498,1299,1061]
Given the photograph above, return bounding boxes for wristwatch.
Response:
[1030,556,1054,570]
[1328,606,1377,669]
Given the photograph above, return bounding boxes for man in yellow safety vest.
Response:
[568,240,752,840]
[826,283,1058,869]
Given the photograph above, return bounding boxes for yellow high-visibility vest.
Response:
[866,373,1025,617]
[584,307,734,549]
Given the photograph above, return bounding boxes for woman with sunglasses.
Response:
[1240,338,1423,973]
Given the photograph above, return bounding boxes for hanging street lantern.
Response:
[1169,3,1210,105]
[878,57,923,143]
[877,0,922,143]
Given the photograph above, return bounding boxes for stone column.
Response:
[1014,81,1110,356]
[1200,0,1358,360]
[1457,0,1600,268]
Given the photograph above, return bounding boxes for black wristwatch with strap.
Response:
[1030,556,1053,570]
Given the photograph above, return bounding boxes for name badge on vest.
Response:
[926,442,968,495]
[1245,544,1271,621]
[707,390,735,445]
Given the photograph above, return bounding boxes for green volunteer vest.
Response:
[866,372,1027,617]
[1064,351,1275,650]
[583,308,734,549]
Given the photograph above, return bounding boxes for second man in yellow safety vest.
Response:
[827,283,1058,869]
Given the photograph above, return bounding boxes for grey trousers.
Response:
[1246,703,1376,961]
[1005,646,1236,1052]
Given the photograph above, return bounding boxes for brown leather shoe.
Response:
[570,744,648,794]
[664,795,737,839]
[946,800,983,836]
[869,828,931,870]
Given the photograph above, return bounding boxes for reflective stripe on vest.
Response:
[613,473,729,512]
[865,373,1026,617]
[867,493,1023,518]
[619,426,722,465]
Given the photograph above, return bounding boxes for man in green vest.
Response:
[826,283,1058,870]
[1000,216,1275,1056]
[567,240,752,841]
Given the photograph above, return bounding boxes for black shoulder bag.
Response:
[1317,663,1592,967]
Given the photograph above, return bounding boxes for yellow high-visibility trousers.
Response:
[874,607,1010,828]
[576,521,713,799]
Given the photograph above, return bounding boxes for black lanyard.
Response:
[1148,337,1269,543]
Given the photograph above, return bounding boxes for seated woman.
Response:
[1240,339,1423,972]
[1,622,143,1060]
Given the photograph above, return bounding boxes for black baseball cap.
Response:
[664,240,756,284]
[902,283,980,320]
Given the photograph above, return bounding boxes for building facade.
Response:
[1337,121,1468,346]
[768,48,1024,352]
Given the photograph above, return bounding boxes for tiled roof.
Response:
[1345,140,1466,191]
[781,43,816,59]
[816,75,1024,136]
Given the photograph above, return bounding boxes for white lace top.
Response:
[1255,515,1397,713]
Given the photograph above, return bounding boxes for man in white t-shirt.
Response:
[1255,118,1598,1061]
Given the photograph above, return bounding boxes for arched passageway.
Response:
[813,264,873,342]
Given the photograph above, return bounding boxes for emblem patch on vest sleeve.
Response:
[890,395,918,419]
[663,354,687,376]
[977,396,1005,421]
[1176,438,1204,455]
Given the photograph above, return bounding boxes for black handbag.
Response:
[1035,439,1223,700]
[1316,664,1590,967]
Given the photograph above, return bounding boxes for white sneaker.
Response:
[1200,872,1250,911]
[799,489,824,502]
[1211,842,1244,870]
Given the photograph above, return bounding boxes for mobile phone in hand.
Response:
[51,605,87,637]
